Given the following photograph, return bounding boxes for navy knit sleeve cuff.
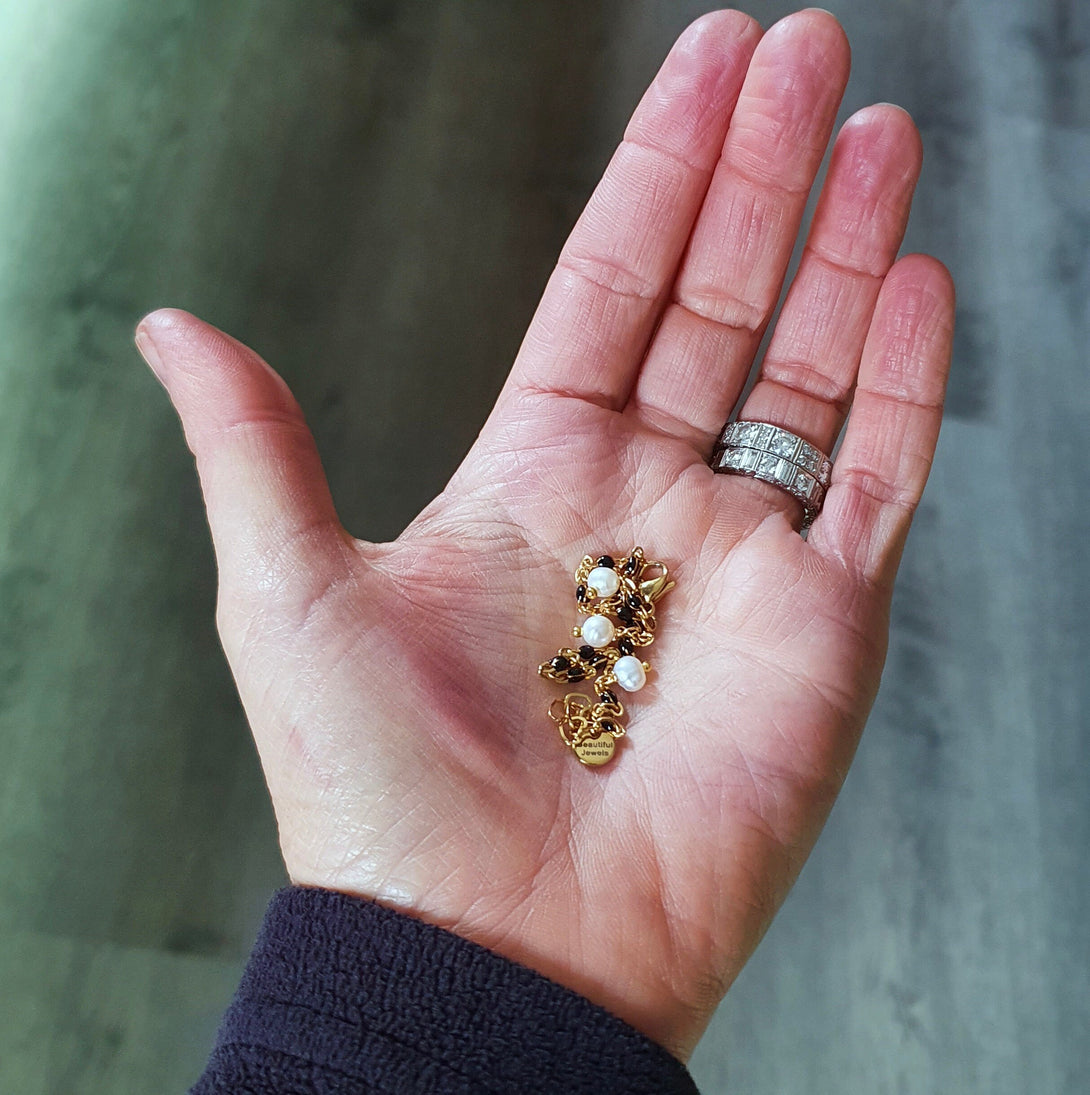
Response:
[191,886,699,1094]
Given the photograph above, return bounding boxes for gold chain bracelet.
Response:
[538,547,673,766]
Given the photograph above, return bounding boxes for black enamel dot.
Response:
[617,638,634,656]
[578,645,596,661]
[550,656,570,672]
[596,555,615,569]
[567,669,586,682]
[623,556,639,575]
[617,607,634,626]
[576,584,587,602]
[599,720,615,734]
[599,689,618,706]
[626,594,642,610]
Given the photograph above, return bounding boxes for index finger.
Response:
[499,10,761,410]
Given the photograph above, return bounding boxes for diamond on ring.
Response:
[710,420,833,531]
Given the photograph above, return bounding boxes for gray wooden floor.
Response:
[0,1,1086,1091]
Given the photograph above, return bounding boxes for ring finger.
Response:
[632,98,923,459]
[723,103,923,529]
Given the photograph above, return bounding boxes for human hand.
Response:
[136,8,953,1061]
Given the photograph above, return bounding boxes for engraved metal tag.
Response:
[573,733,615,766]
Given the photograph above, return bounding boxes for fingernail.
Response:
[135,323,167,384]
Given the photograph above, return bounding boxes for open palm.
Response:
[138,10,953,1062]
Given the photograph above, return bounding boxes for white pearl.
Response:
[580,614,615,648]
[587,566,620,598]
[613,655,646,692]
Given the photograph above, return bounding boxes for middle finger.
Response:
[629,9,850,445]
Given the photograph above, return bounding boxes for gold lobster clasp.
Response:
[639,561,675,604]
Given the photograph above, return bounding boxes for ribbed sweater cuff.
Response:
[191,885,698,1094]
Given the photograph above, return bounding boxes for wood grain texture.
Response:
[0,1,1084,1091]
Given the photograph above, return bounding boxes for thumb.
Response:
[135,309,352,615]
